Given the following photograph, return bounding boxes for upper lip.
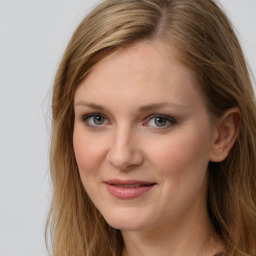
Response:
[104,179,156,185]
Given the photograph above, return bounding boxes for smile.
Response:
[112,184,150,188]
[104,180,156,200]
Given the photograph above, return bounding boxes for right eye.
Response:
[81,113,109,127]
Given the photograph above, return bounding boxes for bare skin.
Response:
[73,40,238,256]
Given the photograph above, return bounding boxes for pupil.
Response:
[94,115,104,125]
[155,117,166,127]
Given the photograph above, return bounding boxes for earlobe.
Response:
[209,108,241,162]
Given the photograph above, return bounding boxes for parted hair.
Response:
[46,0,256,255]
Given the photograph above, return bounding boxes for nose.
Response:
[106,126,144,171]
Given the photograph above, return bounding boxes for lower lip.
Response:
[105,184,155,199]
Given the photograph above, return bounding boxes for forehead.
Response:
[87,40,195,83]
[74,40,205,112]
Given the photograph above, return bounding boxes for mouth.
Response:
[104,180,156,199]
[111,184,153,188]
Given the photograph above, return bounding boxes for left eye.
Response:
[146,115,176,128]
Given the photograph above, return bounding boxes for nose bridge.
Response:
[106,123,143,170]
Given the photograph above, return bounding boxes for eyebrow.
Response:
[75,102,105,110]
[74,101,188,111]
[138,102,188,112]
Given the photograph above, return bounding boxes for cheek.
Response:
[73,127,107,203]
[73,126,106,176]
[146,125,212,185]
[147,129,211,217]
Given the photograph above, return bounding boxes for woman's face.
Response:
[73,41,217,232]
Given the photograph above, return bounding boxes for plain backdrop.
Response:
[0,1,255,256]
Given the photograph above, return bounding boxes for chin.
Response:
[101,208,151,231]
[107,219,147,231]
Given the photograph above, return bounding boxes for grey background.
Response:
[0,1,255,255]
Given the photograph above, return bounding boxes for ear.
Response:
[209,108,241,162]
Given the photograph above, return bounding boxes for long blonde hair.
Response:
[46,0,256,255]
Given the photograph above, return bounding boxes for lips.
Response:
[104,180,156,199]
[112,184,150,188]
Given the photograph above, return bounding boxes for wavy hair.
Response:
[46,0,256,255]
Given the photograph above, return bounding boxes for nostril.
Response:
[106,129,144,170]
[106,145,144,170]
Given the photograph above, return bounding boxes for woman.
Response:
[46,0,256,255]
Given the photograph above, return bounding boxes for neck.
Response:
[121,207,223,256]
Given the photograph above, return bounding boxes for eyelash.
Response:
[144,114,176,129]
[80,113,176,130]
[81,113,109,128]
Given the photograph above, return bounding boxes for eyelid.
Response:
[79,112,176,129]
[81,113,110,128]
[144,114,177,128]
